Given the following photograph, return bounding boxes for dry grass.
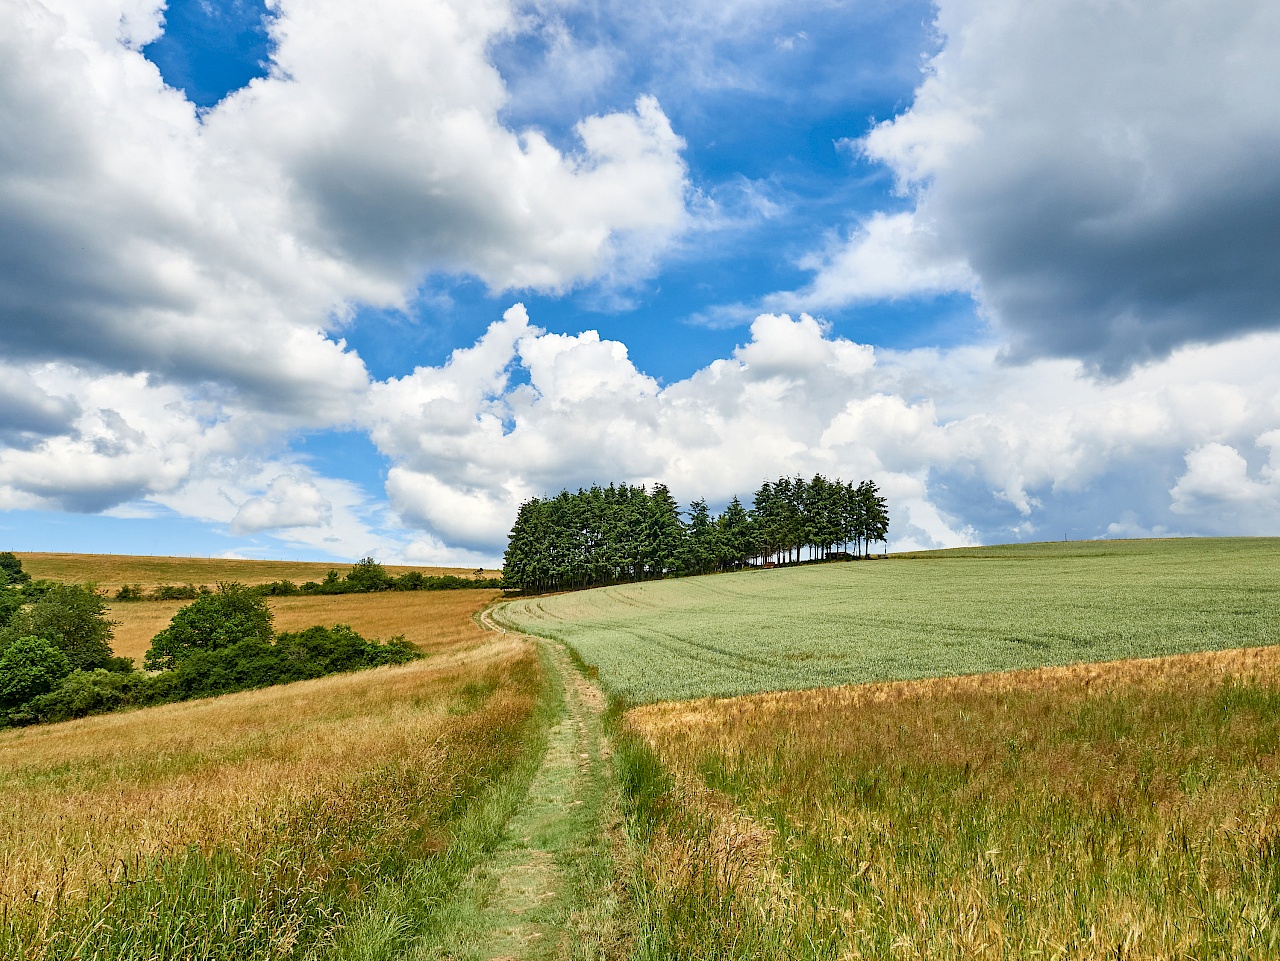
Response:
[0,631,539,947]
[106,589,503,662]
[16,551,500,592]
[622,645,1280,959]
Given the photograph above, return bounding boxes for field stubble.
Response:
[622,644,1280,959]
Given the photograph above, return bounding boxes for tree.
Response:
[145,582,274,672]
[0,636,71,711]
[2,584,116,671]
[345,557,394,592]
[0,552,30,587]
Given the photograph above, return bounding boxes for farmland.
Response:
[621,644,1280,958]
[15,551,499,593]
[0,634,549,959]
[107,588,502,662]
[498,537,1280,702]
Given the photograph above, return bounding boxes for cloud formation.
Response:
[807,0,1280,373]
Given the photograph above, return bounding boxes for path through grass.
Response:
[405,614,630,960]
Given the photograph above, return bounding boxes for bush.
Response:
[0,636,71,713]
[1,585,116,671]
[114,584,145,602]
[258,579,301,596]
[344,557,395,593]
[18,668,154,724]
[146,583,274,671]
[0,552,29,588]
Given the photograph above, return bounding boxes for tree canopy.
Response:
[145,582,274,671]
[502,474,889,593]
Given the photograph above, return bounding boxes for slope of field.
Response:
[15,551,499,592]
[107,589,503,661]
[498,537,1280,702]
[0,628,548,958]
[622,644,1280,958]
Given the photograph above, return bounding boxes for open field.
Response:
[621,644,1280,958]
[499,537,1280,702]
[106,589,503,662]
[0,628,548,959]
[15,551,501,592]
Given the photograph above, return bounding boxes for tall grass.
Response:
[0,636,549,960]
[500,537,1280,701]
[620,645,1280,959]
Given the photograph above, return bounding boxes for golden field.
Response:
[0,628,543,956]
[623,644,1280,959]
[106,589,503,662]
[15,551,501,593]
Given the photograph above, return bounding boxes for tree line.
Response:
[502,474,889,593]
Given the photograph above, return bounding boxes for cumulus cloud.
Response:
[812,0,1280,373]
[1,0,689,406]
[360,305,1280,557]
[231,474,333,535]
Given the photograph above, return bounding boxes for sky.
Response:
[2,0,1279,566]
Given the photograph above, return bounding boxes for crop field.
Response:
[15,551,500,592]
[106,588,503,662]
[498,537,1280,702]
[621,644,1280,958]
[0,632,548,959]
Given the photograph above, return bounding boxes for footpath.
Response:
[410,611,629,960]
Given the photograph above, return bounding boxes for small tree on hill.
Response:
[1,584,116,671]
[0,636,71,711]
[146,582,274,672]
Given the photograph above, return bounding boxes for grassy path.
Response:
[406,614,629,960]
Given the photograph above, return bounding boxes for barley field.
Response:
[0,628,549,959]
[620,644,1280,959]
[499,537,1280,702]
[107,589,503,662]
[15,551,499,593]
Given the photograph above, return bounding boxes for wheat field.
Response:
[106,588,503,661]
[15,551,500,592]
[621,644,1280,959]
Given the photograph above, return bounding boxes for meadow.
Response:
[498,537,1280,702]
[620,644,1280,958]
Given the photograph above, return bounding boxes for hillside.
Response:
[497,537,1280,701]
[15,551,500,592]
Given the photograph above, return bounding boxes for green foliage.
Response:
[17,667,151,724]
[0,635,71,712]
[344,556,396,592]
[0,587,22,631]
[500,537,1280,703]
[145,582,274,671]
[0,551,30,587]
[501,474,891,593]
[0,583,116,671]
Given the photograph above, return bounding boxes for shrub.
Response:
[1,585,116,671]
[18,668,154,724]
[145,583,274,671]
[0,636,71,713]
[344,557,395,593]
[114,584,145,602]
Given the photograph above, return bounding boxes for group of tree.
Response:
[113,558,500,602]
[0,554,419,728]
[502,475,889,593]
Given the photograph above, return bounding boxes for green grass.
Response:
[497,538,1280,702]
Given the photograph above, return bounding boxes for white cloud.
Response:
[768,212,976,312]
[230,474,333,535]
[360,305,1280,557]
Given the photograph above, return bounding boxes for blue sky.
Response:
[2,0,1279,564]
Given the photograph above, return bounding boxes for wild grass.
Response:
[620,644,1280,959]
[107,589,503,662]
[16,551,499,593]
[0,634,549,960]
[499,537,1280,702]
